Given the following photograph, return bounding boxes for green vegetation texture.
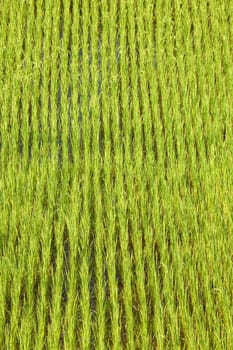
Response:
[0,0,232,349]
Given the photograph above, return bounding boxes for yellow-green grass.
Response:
[0,0,232,349]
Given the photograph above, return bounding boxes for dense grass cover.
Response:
[0,1,233,348]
